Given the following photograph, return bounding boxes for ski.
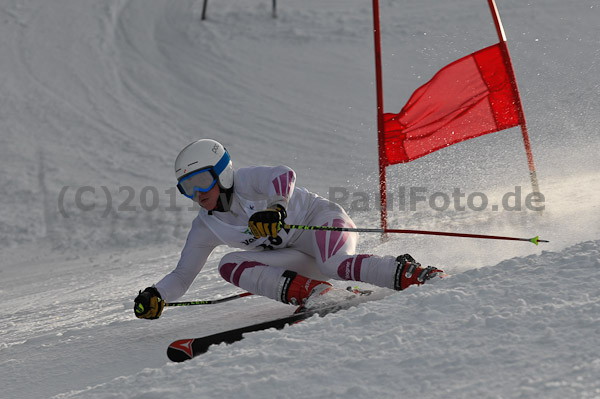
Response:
[167,287,373,362]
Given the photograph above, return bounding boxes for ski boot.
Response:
[394,254,444,290]
[278,270,333,306]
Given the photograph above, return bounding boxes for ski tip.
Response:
[346,286,374,296]
[436,271,450,279]
[167,339,195,362]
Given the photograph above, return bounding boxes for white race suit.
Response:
[155,166,399,302]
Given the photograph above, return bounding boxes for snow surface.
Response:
[1,0,599,398]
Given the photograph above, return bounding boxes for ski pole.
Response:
[282,224,548,245]
[165,292,252,307]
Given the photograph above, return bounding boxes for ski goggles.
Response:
[176,151,230,199]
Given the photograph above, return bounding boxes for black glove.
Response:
[134,287,165,320]
[248,204,287,238]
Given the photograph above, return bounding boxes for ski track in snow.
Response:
[1,0,599,398]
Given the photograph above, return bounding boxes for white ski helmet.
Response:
[174,139,234,192]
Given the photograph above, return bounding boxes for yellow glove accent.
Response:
[134,289,165,320]
[248,206,284,238]
[135,296,164,319]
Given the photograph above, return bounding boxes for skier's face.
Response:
[194,183,220,210]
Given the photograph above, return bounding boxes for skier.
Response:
[134,139,443,320]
